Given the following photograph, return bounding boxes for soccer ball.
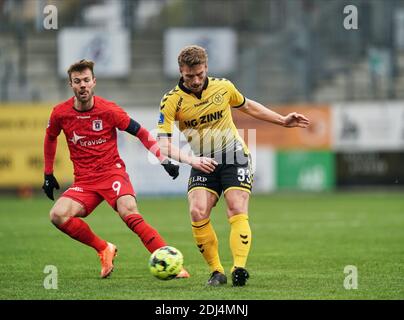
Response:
[148,246,183,280]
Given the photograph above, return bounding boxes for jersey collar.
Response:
[178,77,209,99]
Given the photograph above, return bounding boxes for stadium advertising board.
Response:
[164,28,237,77]
[58,28,130,77]
[252,148,276,193]
[0,105,73,187]
[232,105,332,150]
[332,102,404,151]
[336,152,404,186]
[276,151,336,191]
[118,108,190,195]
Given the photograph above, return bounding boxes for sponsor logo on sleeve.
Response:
[158,113,165,124]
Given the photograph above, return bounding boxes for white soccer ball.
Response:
[148,246,183,280]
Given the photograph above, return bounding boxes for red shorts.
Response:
[62,171,135,215]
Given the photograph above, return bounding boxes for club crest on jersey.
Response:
[92,120,103,131]
[213,93,224,105]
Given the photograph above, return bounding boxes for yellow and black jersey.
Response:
[157,77,249,156]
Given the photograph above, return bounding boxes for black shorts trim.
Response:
[223,186,251,195]
[188,186,220,199]
[157,133,172,137]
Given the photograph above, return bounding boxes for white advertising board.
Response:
[164,28,237,77]
[58,28,130,77]
[332,102,404,151]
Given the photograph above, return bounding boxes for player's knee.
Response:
[227,203,247,216]
[189,203,210,221]
[117,202,138,218]
[226,194,249,215]
[49,206,71,226]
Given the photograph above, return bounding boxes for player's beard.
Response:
[191,84,203,92]
[76,89,93,104]
[188,77,206,94]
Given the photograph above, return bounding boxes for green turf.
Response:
[0,192,403,300]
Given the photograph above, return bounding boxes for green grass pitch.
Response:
[0,192,403,300]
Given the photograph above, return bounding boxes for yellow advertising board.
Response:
[0,104,73,187]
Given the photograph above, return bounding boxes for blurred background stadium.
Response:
[1,0,403,195]
[1,0,404,300]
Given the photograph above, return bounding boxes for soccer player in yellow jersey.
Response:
[157,45,310,286]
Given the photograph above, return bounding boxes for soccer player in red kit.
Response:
[42,59,189,279]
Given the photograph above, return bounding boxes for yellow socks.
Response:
[192,218,224,274]
[228,214,251,273]
[192,214,251,274]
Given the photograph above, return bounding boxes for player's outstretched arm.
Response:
[157,137,217,174]
[237,98,310,128]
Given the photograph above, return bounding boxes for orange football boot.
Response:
[176,267,190,279]
[98,242,117,278]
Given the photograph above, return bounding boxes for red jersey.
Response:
[46,96,130,182]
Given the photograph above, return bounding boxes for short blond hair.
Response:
[177,45,208,68]
[67,59,95,81]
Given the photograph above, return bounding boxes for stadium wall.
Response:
[1,102,403,194]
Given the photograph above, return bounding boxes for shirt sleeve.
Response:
[157,96,176,137]
[112,104,131,131]
[46,108,62,138]
[227,80,246,108]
